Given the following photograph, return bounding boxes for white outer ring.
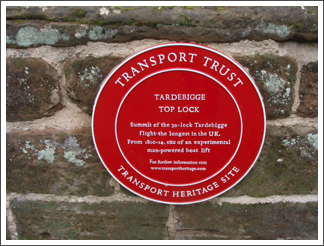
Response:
[92,43,267,205]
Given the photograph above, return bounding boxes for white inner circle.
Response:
[115,69,243,187]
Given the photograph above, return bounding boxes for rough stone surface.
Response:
[10,199,169,240]
[220,125,318,197]
[6,128,114,197]
[297,62,318,117]
[64,56,124,115]
[6,125,317,198]
[6,58,63,122]
[235,55,298,119]
[6,6,318,48]
[5,6,320,242]
[6,219,12,240]
[174,201,318,240]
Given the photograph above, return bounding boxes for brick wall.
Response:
[5,6,319,240]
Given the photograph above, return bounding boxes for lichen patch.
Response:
[77,66,103,87]
[36,140,59,163]
[259,70,288,94]
[88,26,118,40]
[255,21,292,39]
[17,135,91,167]
[281,133,318,162]
[306,133,318,150]
[99,7,110,15]
[10,27,70,47]
[256,70,292,116]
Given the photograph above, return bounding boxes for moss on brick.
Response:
[72,8,87,18]
[179,14,196,27]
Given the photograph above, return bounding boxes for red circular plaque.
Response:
[92,43,266,204]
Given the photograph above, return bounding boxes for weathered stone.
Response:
[235,55,298,119]
[6,6,318,48]
[6,219,12,240]
[10,199,169,240]
[6,58,63,122]
[6,128,114,197]
[174,201,318,240]
[64,56,124,115]
[220,125,318,197]
[297,62,318,117]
